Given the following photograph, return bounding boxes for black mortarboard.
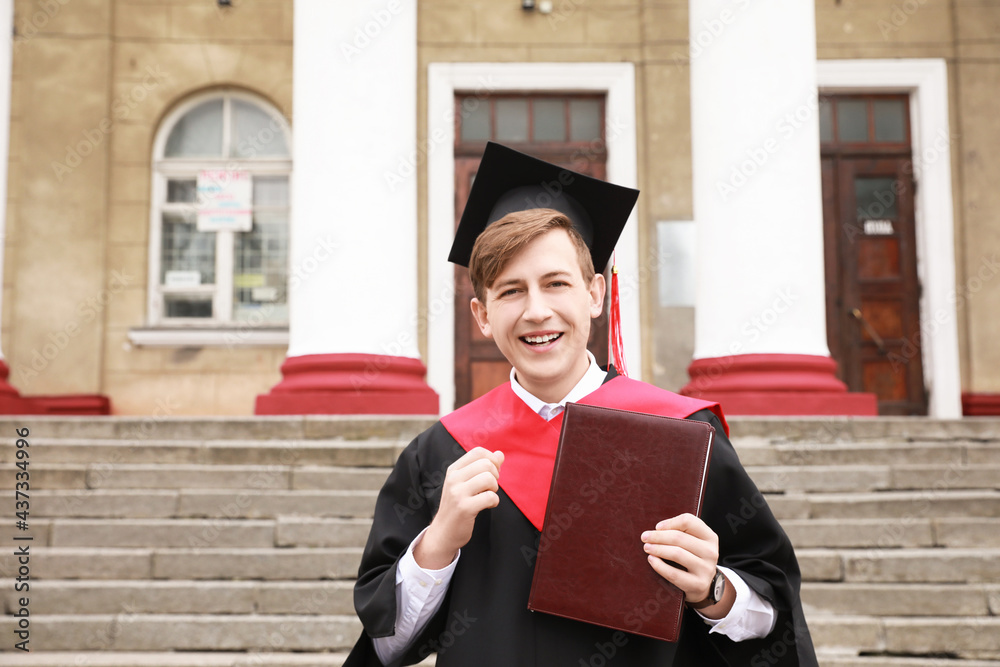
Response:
[448,142,640,272]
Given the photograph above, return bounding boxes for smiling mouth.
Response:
[520,333,563,346]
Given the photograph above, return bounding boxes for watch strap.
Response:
[688,569,724,610]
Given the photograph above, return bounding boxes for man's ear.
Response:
[589,273,607,318]
[470,297,492,339]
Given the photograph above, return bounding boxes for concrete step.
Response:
[49,519,276,548]
[889,464,1000,491]
[0,464,88,489]
[819,656,1000,667]
[1,580,355,615]
[0,440,404,467]
[882,617,1000,659]
[747,464,1000,493]
[276,517,374,548]
[805,490,1000,519]
[802,582,1000,617]
[808,613,1000,659]
[729,417,1000,442]
[805,614,884,654]
[735,441,976,467]
[783,517,1000,549]
[784,519,934,549]
[798,548,1000,583]
[29,489,378,519]
[41,517,374,549]
[0,547,363,580]
[0,416,436,441]
[0,463,392,492]
[0,614,362,651]
[10,415,997,444]
[175,490,379,519]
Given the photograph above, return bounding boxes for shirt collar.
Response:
[509,350,608,421]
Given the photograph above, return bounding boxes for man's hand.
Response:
[641,513,735,619]
[414,447,505,570]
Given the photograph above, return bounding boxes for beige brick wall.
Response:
[2,0,997,414]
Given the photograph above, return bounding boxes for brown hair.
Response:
[468,208,595,303]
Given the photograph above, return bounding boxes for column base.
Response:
[681,353,877,416]
[0,360,111,415]
[256,353,439,415]
[962,393,1000,416]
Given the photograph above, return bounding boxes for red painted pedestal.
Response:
[0,360,111,415]
[962,393,1000,416]
[256,353,440,415]
[681,353,877,416]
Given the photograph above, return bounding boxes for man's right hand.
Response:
[414,447,505,570]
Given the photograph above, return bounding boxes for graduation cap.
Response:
[449,142,639,272]
[449,141,640,375]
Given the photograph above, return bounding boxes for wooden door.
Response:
[821,94,927,415]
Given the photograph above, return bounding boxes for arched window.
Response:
[145,90,291,338]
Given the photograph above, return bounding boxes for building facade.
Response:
[0,0,997,418]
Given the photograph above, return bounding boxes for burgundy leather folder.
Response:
[526,402,715,642]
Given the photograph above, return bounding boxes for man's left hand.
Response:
[641,513,725,611]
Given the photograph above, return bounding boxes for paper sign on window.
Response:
[252,286,279,302]
[196,170,252,232]
[164,270,202,287]
[863,219,894,235]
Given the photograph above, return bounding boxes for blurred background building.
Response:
[2,3,999,663]
[0,0,996,418]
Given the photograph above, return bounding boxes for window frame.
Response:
[145,89,293,333]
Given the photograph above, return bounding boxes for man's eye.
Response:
[501,288,520,297]
[549,281,569,288]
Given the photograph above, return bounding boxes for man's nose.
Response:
[522,288,553,321]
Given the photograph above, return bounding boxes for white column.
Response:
[689,0,829,360]
[0,0,13,379]
[288,0,420,361]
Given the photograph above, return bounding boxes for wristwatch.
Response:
[689,569,726,610]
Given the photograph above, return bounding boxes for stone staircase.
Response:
[0,416,998,666]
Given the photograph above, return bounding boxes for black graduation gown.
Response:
[346,370,818,667]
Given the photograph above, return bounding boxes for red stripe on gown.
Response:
[440,375,727,531]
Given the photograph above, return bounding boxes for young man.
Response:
[345,143,816,666]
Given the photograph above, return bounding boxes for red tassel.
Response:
[608,256,628,377]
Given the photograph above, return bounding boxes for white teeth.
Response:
[523,333,561,344]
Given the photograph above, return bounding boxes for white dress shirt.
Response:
[373,353,775,663]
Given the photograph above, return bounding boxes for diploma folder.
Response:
[526,402,715,643]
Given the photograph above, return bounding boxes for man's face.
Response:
[470,228,605,403]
